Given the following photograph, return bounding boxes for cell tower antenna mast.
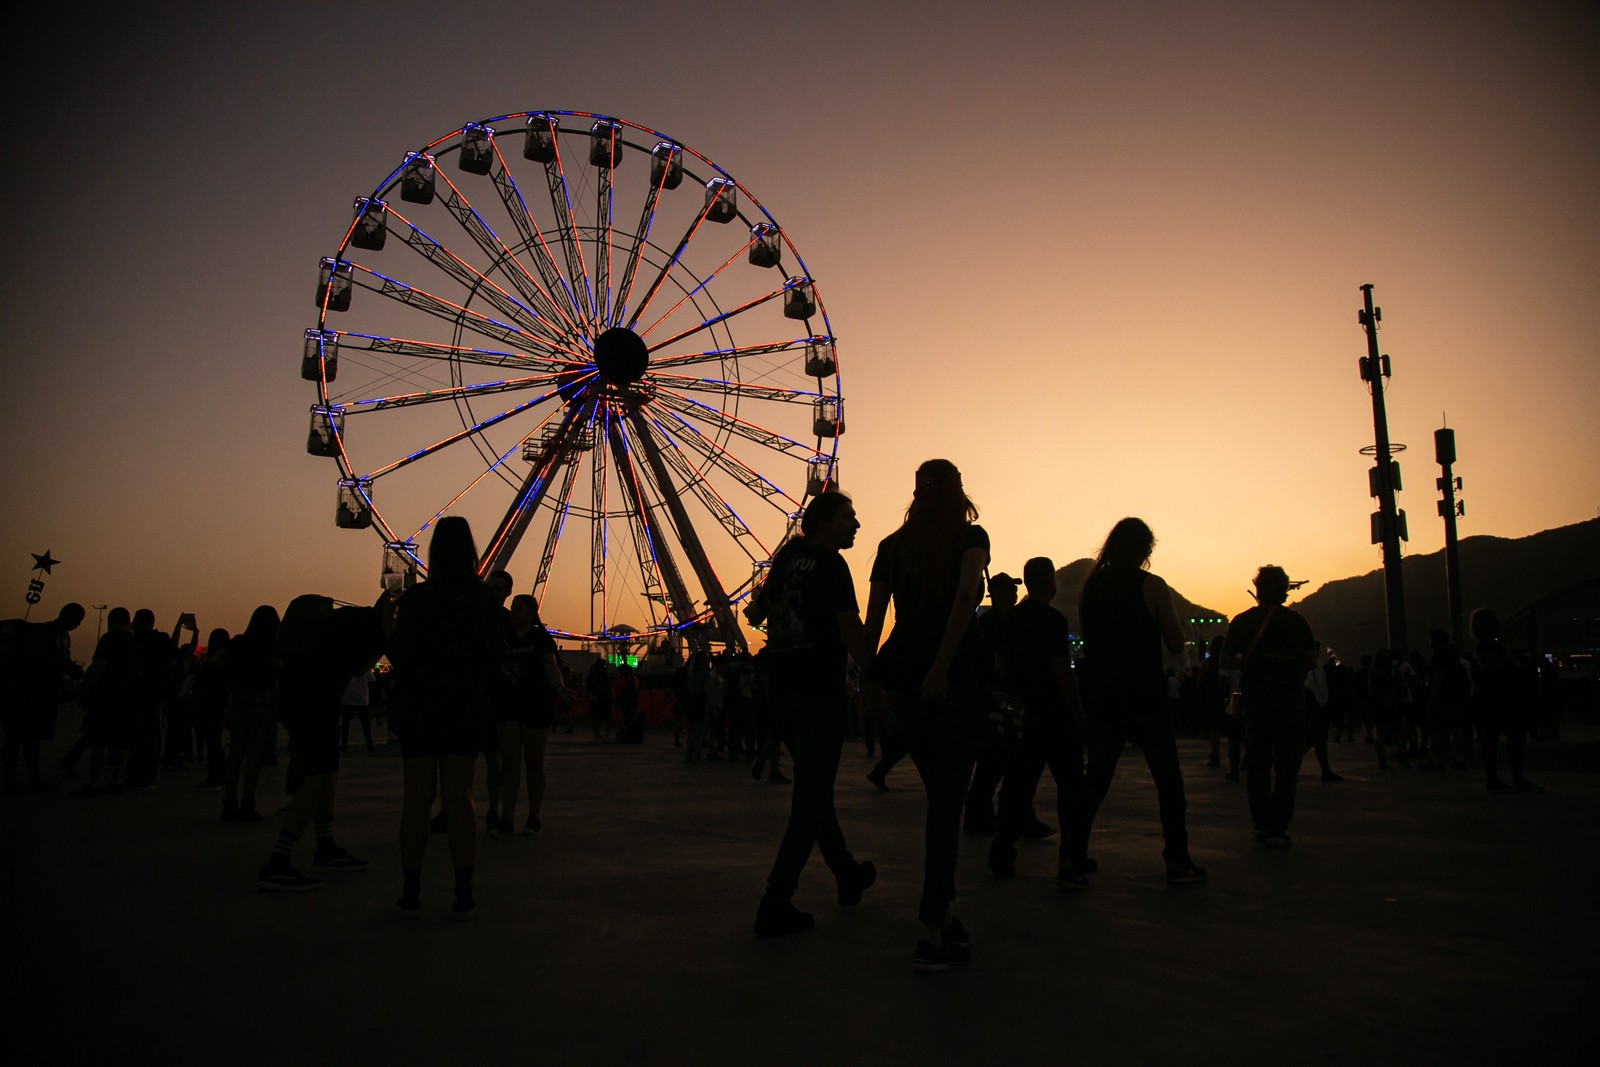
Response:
[1357,283,1409,652]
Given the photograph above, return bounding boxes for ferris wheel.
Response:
[303,111,843,648]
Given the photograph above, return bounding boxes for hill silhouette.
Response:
[1292,517,1600,659]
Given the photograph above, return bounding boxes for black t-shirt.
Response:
[763,540,857,689]
[1224,604,1316,701]
[999,598,1074,718]
[503,624,559,714]
[869,522,990,690]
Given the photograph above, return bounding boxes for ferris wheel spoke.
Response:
[633,411,771,563]
[593,148,616,331]
[405,426,544,546]
[349,265,574,361]
[536,131,596,327]
[383,206,575,352]
[654,373,822,406]
[359,387,568,481]
[651,389,821,460]
[485,139,587,337]
[637,402,800,509]
[332,331,572,374]
[610,166,669,331]
[622,198,718,333]
[590,406,613,633]
[647,337,817,371]
[643,284,788,352]
[340,370,586,414]
[626,410,745,648]
[428,167,590,338]
[636,236,758,340]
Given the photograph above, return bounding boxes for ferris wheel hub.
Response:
[594,327,648,385]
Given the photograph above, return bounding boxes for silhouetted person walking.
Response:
[1223,566,1319,847]
[221,606,280,822]
[963,571,1019,834]
[1075,518,1205,884]
[863,459,988,972]
[747,491,877,937]
[255,598,384,891]
[986,558,1089,887]
[1471,608,1541,794]
[69,607,138,795]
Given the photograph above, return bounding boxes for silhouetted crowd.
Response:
[1,461,1591,972]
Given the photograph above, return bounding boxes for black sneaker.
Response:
[1165,858,1208,884]
[942,916,971,951]
[451,894,477,922]
[496,818,514,836]
[396,895,422,920]
[1021,818,1056,839]
[522,816,541,835]
[1055,866,1090,891]
[485,812,500,836]
[836,860,877,907]
[912,929,970,973]
[768,771,791,785]
[754,897,815,937]
[257,863,322,892]
[1265,833,1293,849]
[913,939,950,974]
[312,847,371,873]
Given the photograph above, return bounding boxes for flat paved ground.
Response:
[6,724,1595,1066]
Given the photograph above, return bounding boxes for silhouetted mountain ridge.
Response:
[1043,517,1600,661]
[1292,518,1600,658]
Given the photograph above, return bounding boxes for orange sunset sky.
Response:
[3,1,1596,647]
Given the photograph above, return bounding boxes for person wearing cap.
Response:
[1221,566,1319,848]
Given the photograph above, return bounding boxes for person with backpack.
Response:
[254,596,385,891]
[1222,566,1319,848]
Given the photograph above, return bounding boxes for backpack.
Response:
[275,594,335,664]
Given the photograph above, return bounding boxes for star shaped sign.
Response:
[31,551,60,574]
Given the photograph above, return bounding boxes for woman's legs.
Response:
[400,755,439,870]
[521,726,549,823]
[440,754,476,870]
